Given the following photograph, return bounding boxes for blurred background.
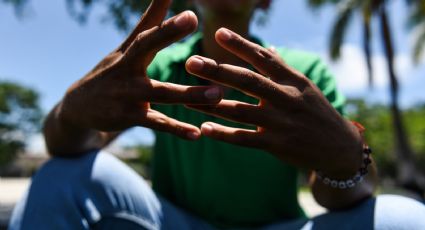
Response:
[0,0,425,227]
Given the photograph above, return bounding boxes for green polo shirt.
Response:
[147,33,345,228]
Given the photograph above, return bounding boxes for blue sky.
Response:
[1,0,424,150]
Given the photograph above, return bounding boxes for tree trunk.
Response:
[379,5,425,198]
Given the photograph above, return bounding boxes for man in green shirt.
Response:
[147,32,344,226]
[9,0,425,229]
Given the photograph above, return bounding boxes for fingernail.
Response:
[201,123,213,135]
[175,12,190,28]
[188,57,204,71]
[204,87,221,100]
[187,131,200,140]
[217,28,232,41]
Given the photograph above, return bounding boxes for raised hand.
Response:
[185,28,364,175]
[59,0,223,140]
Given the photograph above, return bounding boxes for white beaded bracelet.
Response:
[315,146,372,189]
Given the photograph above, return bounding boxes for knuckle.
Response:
[173,124,185,136]
[135,26,163,54]
[158,19,181,39]
[241,71,261,88]
[258,48,282,67]
[158,19,168,31]
[156,82,179,103]
[134,30,151,46]
[293,76,312,92]
[259,47,277,60]
[204,60,221,77]
[211,127,224,139]
[238,35,249,48]
[155,114,170,127]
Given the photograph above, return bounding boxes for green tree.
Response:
[0,81,42,166]
[346,99,396,178]
[4,0,269,32]
[3,0,189,32]
[347,100,425,181]
[308,0,425,196]
[66,0,189,32]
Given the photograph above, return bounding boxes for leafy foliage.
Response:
[65,0,189,32]
[3,0,189,32]
[347,99,425,179]
[0,0,28,17]
[3,0,271,33]
[309,0,425,65]
[308,0,425,196]
[308,0,385,86]
[0,81,42,165]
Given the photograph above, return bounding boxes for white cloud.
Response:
[26,134,47,156]
[321,44,414,95]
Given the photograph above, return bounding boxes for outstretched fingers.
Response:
[139,109,201,140]
[141,79,223,105]
[215,28,297,81]
[186,100,268,126]
[200,122,267,149]
[122,11,198,71]
[186,55,281,101]
[120,0,172,51]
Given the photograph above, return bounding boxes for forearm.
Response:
[310,161,378,210]
[43,102,121,157]
[308,118,378,210]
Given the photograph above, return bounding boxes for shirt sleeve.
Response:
[307,58,347,116]
[275,47,346,116]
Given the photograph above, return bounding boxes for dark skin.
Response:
[44,1,222,155]
[44,0,376,212]
[186,27,377,209]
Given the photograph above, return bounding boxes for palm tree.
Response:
[308,0,425,197]
[406,0,425,63]
[2,0,189,32]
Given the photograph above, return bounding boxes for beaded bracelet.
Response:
[315,121,373,189]
[315,146,372,189]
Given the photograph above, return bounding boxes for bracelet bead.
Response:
[315,121,372,189]
[315,144,372,189]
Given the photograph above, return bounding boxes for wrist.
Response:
[315,120,373,189]
[53,100,95,139]
[56,102,73,127]
[316,145,372,189]
[320,119,365,179]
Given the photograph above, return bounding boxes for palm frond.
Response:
[1,0,29,17]
[329,0,359,59]
[413,23,425,63]
[362,1,374,87]
[308,0,340,8]
[64,0,189,32]
[405,0,425,63]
